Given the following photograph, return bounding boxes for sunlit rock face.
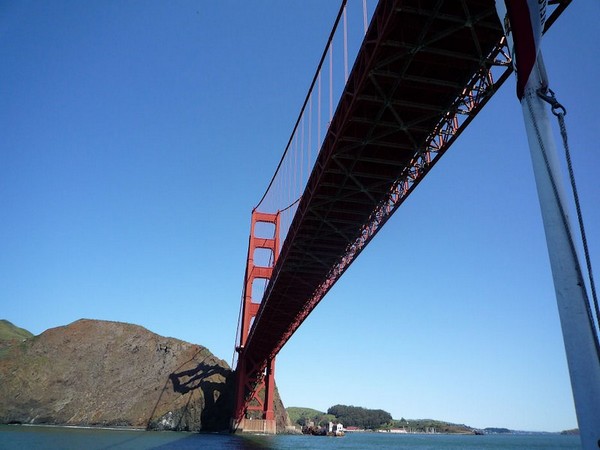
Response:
[0,319,235,431]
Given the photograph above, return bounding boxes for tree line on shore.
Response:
[327,404,392,429]
[287,405,474,433]
[287,405,392,430]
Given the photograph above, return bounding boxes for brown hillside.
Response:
[0,319,288,432]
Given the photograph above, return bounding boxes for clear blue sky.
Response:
[1,1,598,433]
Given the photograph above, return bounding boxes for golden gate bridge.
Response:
[229,1,599,447]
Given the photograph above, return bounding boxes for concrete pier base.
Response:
[231,418,276,435]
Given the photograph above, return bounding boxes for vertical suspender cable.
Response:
[254,0,348,211]
[343,5,348,82]
[329,44,334,123]
[297,131,300,197]
[301,116,305,194]
[294,132,298,199]
[318,73,322,147]
[285,142,292,209]
[363,0,368,34]
[308,96,312,171]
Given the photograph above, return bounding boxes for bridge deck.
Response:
[241,0,567,366]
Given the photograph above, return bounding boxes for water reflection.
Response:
[0,426,582,450]
[149,433,280,450]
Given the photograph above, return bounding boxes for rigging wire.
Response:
[526,88,600,363]
[537,88,600,342]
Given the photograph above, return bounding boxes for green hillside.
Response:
[288,405,475,433]
[389,418,473,433]
[286,407,335,427]
[0,320,33,341]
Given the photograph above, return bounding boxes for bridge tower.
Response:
[232,210,280,434]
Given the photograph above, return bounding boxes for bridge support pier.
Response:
[232,211,280,434]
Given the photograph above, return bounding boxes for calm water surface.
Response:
[0,425,581,449]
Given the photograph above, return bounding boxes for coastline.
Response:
[8,423,147,432]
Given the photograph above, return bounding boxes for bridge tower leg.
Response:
[232,211,280,434]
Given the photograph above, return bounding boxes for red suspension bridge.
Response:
[231,0,572,434]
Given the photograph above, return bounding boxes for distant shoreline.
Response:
[6,423,146,432]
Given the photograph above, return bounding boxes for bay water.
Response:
[0,425,581,449]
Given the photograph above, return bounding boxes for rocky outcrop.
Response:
[0,319,288,432]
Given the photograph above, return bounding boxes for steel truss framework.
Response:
[235,0,571,430]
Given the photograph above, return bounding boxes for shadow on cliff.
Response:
[170,360,234,431]
[146,350,234,432]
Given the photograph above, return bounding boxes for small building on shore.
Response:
[327,422,344,436]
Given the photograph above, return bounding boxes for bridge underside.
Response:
[237,0,569,388]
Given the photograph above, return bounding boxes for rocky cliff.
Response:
[0,319,289,432]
